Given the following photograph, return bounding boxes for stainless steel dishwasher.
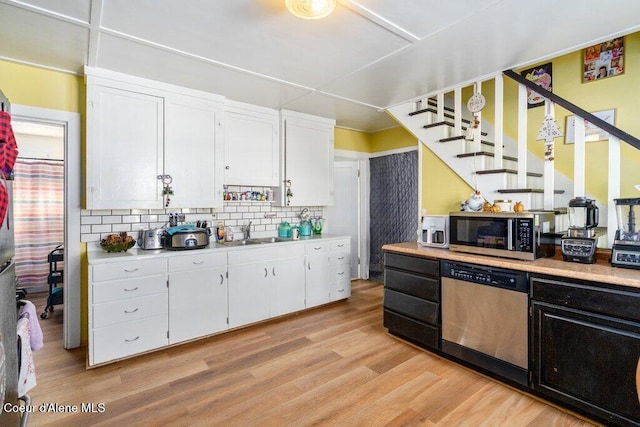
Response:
[440,260,529,386]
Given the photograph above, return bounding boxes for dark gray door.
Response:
[369,151,418,281]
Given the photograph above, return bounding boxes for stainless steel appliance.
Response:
[441,260,529,386]
[611,197,640,269]
[418,215,449,248]
[138,228,165,250]
[165,227,209,250]
[561,197,601,264]
[448,211,555,261]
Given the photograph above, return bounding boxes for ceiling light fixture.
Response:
[285,0,336,20]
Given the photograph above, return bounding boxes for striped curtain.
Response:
[13,158,64,291]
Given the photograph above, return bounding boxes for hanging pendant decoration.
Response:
[465,87,485,141]
[159,174,174,207]
[536,101,562,161]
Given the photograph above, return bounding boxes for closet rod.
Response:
[18,157,64,162]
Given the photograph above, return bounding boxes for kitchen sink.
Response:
[221,237,287,246]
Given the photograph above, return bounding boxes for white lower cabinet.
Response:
[168,252,228,344]
[88,237,350,366]
[89,258,168,366]
[228,244,305,328]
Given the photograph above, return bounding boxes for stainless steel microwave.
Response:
[448,211,556,261]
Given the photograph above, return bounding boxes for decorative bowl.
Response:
[100,240,135,252]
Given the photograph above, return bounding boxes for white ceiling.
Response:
[2,0,640,132]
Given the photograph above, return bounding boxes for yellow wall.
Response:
[480,32,640,201]
[370,125,417,152]
[0,59,89,343]
[334,127,371,152]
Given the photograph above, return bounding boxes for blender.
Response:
[611,198,640,269]
[561,197,601,263]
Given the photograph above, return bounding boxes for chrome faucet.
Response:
[245,221,252,240]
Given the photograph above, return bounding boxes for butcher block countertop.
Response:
[382,241,640,290]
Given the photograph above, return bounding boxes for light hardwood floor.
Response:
[26,280,599,426]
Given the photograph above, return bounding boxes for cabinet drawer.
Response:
[329,251,350,266]
[383,309,439,350]
[304,241,329,254]
[91,315,168,365]
[384,289,439,326]
[330,239,350,252]
[330,275,351,301]
[92,292,168,328]
[384,253,438,277]
[92,275,167,304]
[385,269,439,302]
[330,264,350,282]
[92,258,167,282]
[168,251,226,272]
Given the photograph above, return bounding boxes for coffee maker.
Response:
[561,197,600,263]
[611,197,640,269]
[418,215,449,248]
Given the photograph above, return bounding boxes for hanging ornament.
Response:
[159,174,174,207]
[536,101,562,161]
[465,86,485,141]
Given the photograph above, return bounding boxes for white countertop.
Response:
[88,234,349,264]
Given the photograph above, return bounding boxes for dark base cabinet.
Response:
[531,276,640,426]
[383,252,440,351]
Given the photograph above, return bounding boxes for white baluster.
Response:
[494,75,504,169]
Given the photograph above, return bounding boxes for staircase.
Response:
[387,71,640,247]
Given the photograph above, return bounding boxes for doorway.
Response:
[12,105,81,349]
[12,122,64,295]
[369,150,418,282]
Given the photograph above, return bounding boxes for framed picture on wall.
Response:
[583,37,624,82]
[521,63,552,108]
[565,109,615,143]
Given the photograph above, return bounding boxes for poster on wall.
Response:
[583,37,624,82]
[521,63,552,108]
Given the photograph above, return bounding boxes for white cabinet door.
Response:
[86,80,164,209]
[228,262,271,328]
[168,266,228,344]
[305,252,330,307]
[224,102,279,186]
[280,111,335,207]
[271,256,305,317]
[165,94,224,208]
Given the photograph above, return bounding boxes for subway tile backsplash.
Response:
[80,186,323,243]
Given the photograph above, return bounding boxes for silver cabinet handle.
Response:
[272,267,276,276]
[124,268,139,273]
[636,357,640,403]
[193,260,205,265]
[314,246,322,250]
[338,272,345,276]
[124,308,139,314]
[124,287,139,292]
[264,268,268,278]
[337,244,344,247]
[125,336,140,343]
[338,256,344,260]
[219,274,224,285]
[308,261,311,270]
[338,288,344,292]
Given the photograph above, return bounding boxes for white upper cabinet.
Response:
[278,110,335,207]
[165,94,224,208]
[85,67,225,210]
[86,78,165,209]
[224,100,279,187]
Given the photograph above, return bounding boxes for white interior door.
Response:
[325,161,359,278]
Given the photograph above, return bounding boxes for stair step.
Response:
[424,121,488,136]
[476,169,543,178]
[410,108,473,126]
[457,151,518,162]
[496,188,565,194]
[439,135,497,148]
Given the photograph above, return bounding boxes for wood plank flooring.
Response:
[26,280,599,426]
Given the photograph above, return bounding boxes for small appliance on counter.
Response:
[138,228,165,250]
[164,225,209,250]
[561,197,600,264]
[418,215,449,248]
[611,197,640,269]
